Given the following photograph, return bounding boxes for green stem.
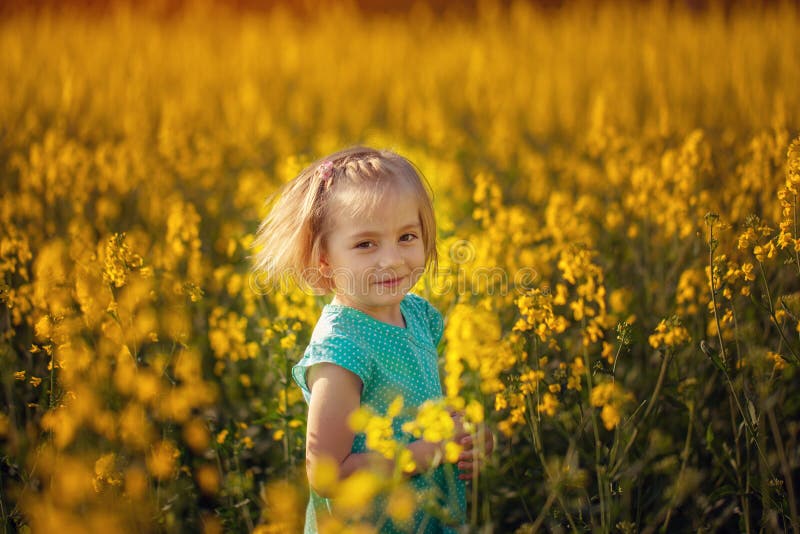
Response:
[283,348,293,478]
[49,345,55,409]
[523,394,578,531]
[728,393,750,534]
[528,486,559,533]
[731,302,742,365]
[661,403,694,533]
[0,465,7,534]
[611,342,624,383]
[756,263,800,365]
[767,405,799,533]
[610,350,671,477]
[582,318,608,534]
[233,451,255,531]
[707,221,728,364]
[720,368,774,481]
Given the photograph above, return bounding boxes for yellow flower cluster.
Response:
[589,382,635,430]
[557,246,612,346]
[444,302,516,399]
[349,405,400,463]
[514,289,569,347]
[102,232,144,289]
[649,317,691,350]
[208,307,259,364]
[775,140,800,253]
[400,399,454,445]
[3,1,800,530]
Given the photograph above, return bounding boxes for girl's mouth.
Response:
[377,276,405,288]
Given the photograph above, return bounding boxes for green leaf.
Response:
[708,484,736,502]
[705,423,714,450]
[709,351,726,373]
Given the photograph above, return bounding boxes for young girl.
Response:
[252,146,494,533]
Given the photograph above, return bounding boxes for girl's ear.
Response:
[318,253,332,277]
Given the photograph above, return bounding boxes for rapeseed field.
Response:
[1,1,798,532]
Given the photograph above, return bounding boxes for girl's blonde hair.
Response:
[250,146,438,294]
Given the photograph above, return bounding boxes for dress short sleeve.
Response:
[291,335,372,397]
[424,299,445,346]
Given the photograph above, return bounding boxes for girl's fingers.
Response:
[457,448,472,459]
[457,461,473,478]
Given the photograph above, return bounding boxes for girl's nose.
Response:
[378,245,405,269]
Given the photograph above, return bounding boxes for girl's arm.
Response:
[306,362,374,497]
[305,362,446,497]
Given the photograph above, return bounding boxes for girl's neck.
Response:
[330,295,407,328]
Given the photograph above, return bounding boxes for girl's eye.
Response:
[355,241,374,249]
[400,233,418,242]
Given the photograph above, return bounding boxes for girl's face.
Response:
[320,187,427,326]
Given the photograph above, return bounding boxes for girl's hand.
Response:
[456,423,495,480]
[448,410,495,481]
[448,409,469,442]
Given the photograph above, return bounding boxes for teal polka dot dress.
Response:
[292,293,467,533]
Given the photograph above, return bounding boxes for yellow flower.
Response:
[102,232,144,288]
[124,466,148,500]
[134,371,160,405]
[387,485,416,523]
[741,262,756,281]
[14,370,25,381]
[401,400,455,444]
[258,480,303,533]
[216,429,229,444]
[34,315,52,340]
[609,288,630,314]
[183,418,210,453]
[280,333,296,350]
[737,228,757,251]
[335,470,383,514]
[51,458,94,506]
[348,407,372,432]
[753,241,777,262]
[41,407,77,449]
[767,351,786,371]
[519,369,545,395]
[649,317,690,349]
[396,448,416,474]
[600,404,621,431]
[444,441,463,463]
[147,440,178,480]
[590,381,634,430]
[387,395,404,418]
[465,400,484,424]
[589,383,616,407]
[537,393,559,416]
[553,284,568,306]
[310,456,340,495]
[601,342,614,364]
[196,464,220,495]
[93,452,120,491]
